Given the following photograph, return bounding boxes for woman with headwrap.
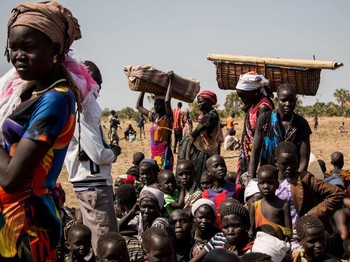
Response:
[235,71,274,182]
[136,73,174,171]
[118,186,169,239]
[0,2,82,261]
[179,90,223,184]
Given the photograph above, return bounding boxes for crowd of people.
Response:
[0,1,350,262]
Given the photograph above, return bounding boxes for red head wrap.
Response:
[197,90,217,105]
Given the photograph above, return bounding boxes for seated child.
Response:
[220,203,254,257]
[142,227,175,262]
[250,164,292,240]
[158,170,185,215]
[200,170,213,191]
[96,232,130,262]
[327,151,350,184]
[202,155,243,227]
[114,184,137,220]
[67,224,95,262]
[176,160,202,210]
[191,199,218,259]
[294,215,338,261]
[223,129,240,151]
[139,158,160,188]
[126,152,145,180]
[169,209,193,262]
[225,171,237,184]
[275,141,346,233]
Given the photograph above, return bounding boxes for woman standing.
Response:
[136,76,173,171]
[183,90,223,184]
[235,72,274,181]
[0,1,81,261]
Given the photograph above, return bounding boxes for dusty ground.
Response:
[58,116,350,208]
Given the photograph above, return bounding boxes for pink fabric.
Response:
[197,90,217,105]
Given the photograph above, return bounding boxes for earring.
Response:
[53,55,58,63]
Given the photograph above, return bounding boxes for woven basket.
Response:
[214,61,321,95]
[128,78,195,103]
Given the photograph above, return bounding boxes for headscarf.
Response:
[244,180,260,203]
[197,90,217,105]
[191,198,216,216]
[140,158,160,174]
[236,71,269,96]
[7,1,81,58]
[139,186,164,209]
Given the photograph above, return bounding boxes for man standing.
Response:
[64,61,119,253]
[173,102,184,153]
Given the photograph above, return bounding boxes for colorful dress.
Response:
[237,97,273,179]
[0,86,76,261]
[149,112,173,171]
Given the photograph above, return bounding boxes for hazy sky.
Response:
[1,1,349,111]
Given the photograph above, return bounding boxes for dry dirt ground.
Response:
[58,116,350,208]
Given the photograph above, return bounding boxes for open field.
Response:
[58,116,350,208]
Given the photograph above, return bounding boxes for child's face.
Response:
[200,174,212,190]
[276,152,298,179]
[301,227,326,260]
[147,237,174,262]
[194,205,216,232]
[170,210,191,240]
[139,164,156,186]
[98,242,129,262]
[221,214,247,246]
[207,156,227,180]
[258,171,278,197]
[158,171,176,194]
[114,178,125,195]
[69,231,91,260]
[176,163,194,188]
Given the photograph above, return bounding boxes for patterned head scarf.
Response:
[197,90,217,105]
[6,1,81,59]
[236,71,269,96]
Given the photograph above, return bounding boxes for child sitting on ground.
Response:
[200,170,213,191]
[275,141,346,234]
[67,224,95,262]
[158,170,185,215]
[327,151,350,183]
[96,232,130,262]
[176,160,202,210]
[249,164,292,241]
[202,155,243,227]
[142,227,175,262]
[126,152,145,180]
[294,215,338,261]
[223,129,240,151]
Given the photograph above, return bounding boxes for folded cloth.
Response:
[124,64,200,102]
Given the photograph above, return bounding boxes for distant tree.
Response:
[333,89,350,108]
[101,108,111,117]
[223,92,244,117]
[117,107,139,121]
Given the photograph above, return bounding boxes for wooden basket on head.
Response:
[208,54,343,96]
[128,77,195,103]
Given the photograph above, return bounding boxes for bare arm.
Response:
[165,71,173,118]
[136,92,149,117]
[283,202,292,230]
[258,104,272,117]
[298,136,311,172]
[0,138,50,192]
[189,248,207,262]
[248,128,263,178]
[170,185,185,209]
[249,202,256,237]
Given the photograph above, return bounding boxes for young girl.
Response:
[294,215,337,262]
[158,170,185,215]
[67,224,95,262]
[249,164,292,240]
[139,158,160,188]
[190,199,218,259]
